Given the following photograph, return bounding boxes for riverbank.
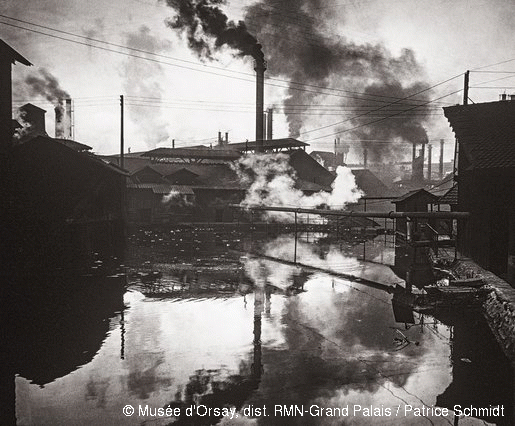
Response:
[452,258,515,362]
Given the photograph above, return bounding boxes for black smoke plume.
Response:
[24,68,70,105]
[164,0,264,61]
[164,0,432,161]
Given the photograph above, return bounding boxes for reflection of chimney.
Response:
[266,107,273,140]
[252,287,264,380]
[439,139,444,179]
[254,55,267,153]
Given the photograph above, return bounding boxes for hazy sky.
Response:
[2,0,515,160]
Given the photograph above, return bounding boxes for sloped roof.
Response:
[54,138,92,152]
[13,135,128,176]
[393,188,438,204]
[19,103,46,113]
[0,39,31,65]
[444,100,515,169]
[350,169,400,198]
[309,151,341,169]
[438,184,458,205]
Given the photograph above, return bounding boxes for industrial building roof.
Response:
[351,169,400,198]
[393,188,438,204]
[444,100,515,169]
[127,183,194,194]
[222,138,308,152]
[142,147,241,161]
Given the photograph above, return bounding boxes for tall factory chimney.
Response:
[363,148,368,169]
[439,139,444,179]
[266,107,273,140]
[427,144,432,182]
[254,51,266,153]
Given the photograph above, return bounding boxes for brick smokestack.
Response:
[254,54,266,153]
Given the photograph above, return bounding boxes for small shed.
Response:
[393,189,439,237]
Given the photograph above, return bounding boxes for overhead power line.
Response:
[0,14,452,106]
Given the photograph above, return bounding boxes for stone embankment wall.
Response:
[456,259,515,362]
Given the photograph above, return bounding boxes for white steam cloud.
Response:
[233,153,363,221]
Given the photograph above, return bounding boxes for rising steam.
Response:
[233,153,362,221]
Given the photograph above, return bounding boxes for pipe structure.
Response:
[230,204,470,219]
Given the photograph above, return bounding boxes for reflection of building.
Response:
[1,276,124,425]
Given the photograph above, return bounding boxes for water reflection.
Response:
[8,231,514,425]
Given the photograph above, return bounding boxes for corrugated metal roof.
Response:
[444,100,515,169]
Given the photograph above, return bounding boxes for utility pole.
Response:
[120,95,124,169]
[463,70,470,105]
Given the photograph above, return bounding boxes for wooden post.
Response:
[120,95,124,169]
[294,211,298,264]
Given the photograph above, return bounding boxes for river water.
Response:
[7,228,514,425]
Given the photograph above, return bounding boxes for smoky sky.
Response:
[163,0,433,161]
